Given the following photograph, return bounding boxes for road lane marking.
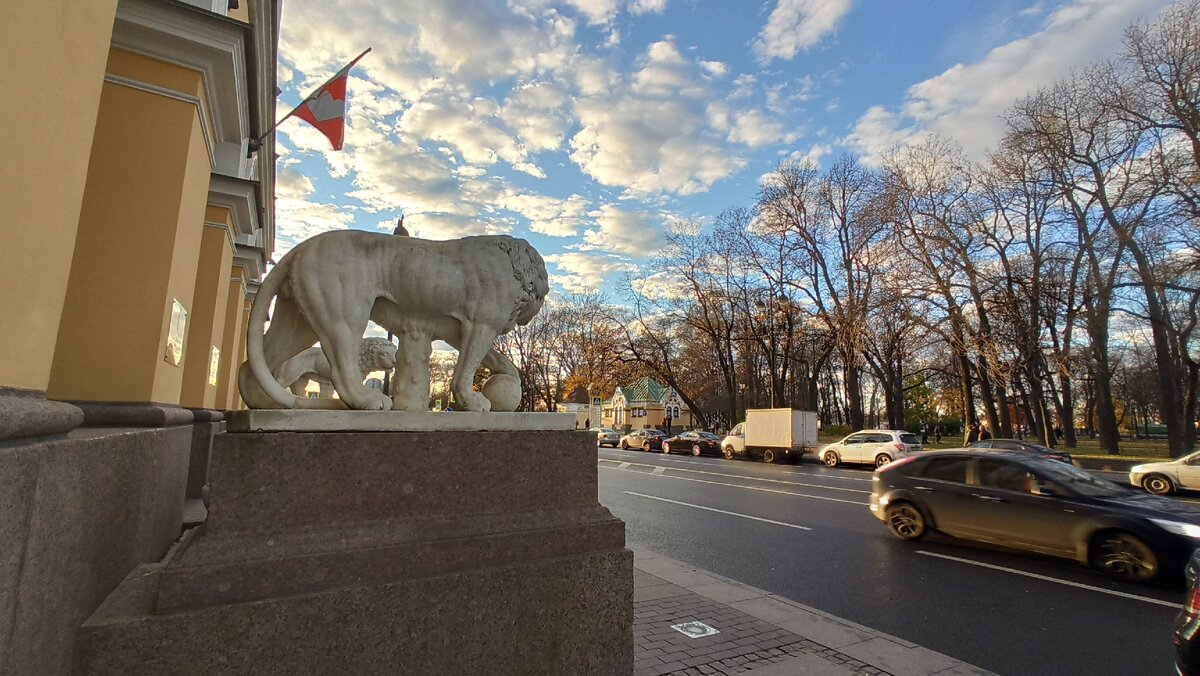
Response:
[625,491,812,530]
[597,459,871,494]
[597,450,875,483]
[600,464,867,505]
[916,550,1178,608]
[618,462,631,469]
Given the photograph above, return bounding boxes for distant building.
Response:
[600,377,692,433]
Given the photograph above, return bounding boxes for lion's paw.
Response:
[354,390,393,411]
[459,390,492,412]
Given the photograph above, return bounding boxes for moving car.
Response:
[820,429,922,468]
[968,438,1073,464]
[619,428,666,451]
[870,449,1200,582]
[1176,549,1200,675]
[1130,450,1200,495]
[662,430,723,456]
[590,427,620,448]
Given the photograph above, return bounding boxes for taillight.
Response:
[894,443,905,452]
[1186,587,1200,617]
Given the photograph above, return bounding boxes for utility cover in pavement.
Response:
[670,621,719,638]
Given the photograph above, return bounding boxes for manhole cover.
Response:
[670,621,720,638]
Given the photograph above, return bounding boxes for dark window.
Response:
[978,459,1036,493]
[846,434,870,444]
[870,433,894,443]
[921,457,969,483]
[967,440,991,448]
[899,434,920,445]
[992,440,1020,451]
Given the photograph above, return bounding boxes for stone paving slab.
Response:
[633,548,994,676]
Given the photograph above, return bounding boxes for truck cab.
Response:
[722,423,747,459]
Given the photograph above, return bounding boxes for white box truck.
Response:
[721,408,818,463]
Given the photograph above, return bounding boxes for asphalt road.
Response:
[597,447,1186,676]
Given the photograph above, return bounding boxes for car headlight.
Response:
[1149,518,1200,539]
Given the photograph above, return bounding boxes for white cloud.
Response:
[498,80,572,152]
[700,60,729,77]
[629,0,669,15]
[579,204,666,257]
[728,109,795,148]
[786,143,832,167]
[545,252,637,292]
[843,0,1172,162]
[569,39,748,197]
[753,0,853,63]
[500,192,591,237]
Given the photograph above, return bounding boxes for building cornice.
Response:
[208,174,260,239]
[111,0,250,176]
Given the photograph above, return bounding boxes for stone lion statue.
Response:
[274,336,397,399]
[238,230,547,411]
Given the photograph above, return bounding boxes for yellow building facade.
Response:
[0,0,279,670]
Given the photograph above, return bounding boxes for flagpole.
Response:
[247,47,371,155]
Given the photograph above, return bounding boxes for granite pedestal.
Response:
[75,421,633,674]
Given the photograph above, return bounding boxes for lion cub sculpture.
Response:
[238,230,547,411]
[275,336,397,400]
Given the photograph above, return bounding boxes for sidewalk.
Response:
[632,548,993,676]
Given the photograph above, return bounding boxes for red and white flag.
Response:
[273,48,370,152]
[293,64,354,150]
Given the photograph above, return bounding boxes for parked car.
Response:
[590,427,620,448]
[721,409,817,463]
[662,430,723,457]
[870,449,1200,582]
[1130,450,1200,495]
[968,438,1073,464]
[1175,548,1200,675]
[619,428,666,451]
[819,429,922,468]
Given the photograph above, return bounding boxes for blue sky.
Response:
[271,0,1173,297]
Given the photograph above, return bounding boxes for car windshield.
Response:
[899,433,920,445]
[1027,458,1128,497]
[700,432,720,440]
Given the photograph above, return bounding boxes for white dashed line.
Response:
[916,550,1178,608]
[625,491,812,530]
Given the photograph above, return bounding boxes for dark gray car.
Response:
[870,449,1200,582]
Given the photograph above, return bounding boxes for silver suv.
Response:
[819,429,923,468]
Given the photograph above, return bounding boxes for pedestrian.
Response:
[584,417,590,429]
[921,421,929,445]
[979,424,992,441]
[965,422,979,444]
[934,425,942,443]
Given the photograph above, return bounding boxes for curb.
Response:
[633,548,994,676]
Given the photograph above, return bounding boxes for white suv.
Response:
[819,430,923,468]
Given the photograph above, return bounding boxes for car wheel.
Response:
[723,446,735,460]
[662,443,670,455]
[822,451,839,467]
[642,441,651,452]
[620,441,628,450]
[1143,473,1175,496]
[763,448,777,464]
[692,444,702,457]
[885,502,927,540]
[875,454,892,468]
[1090,531,1159,581]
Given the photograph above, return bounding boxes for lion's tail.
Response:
[242,255,299,409]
